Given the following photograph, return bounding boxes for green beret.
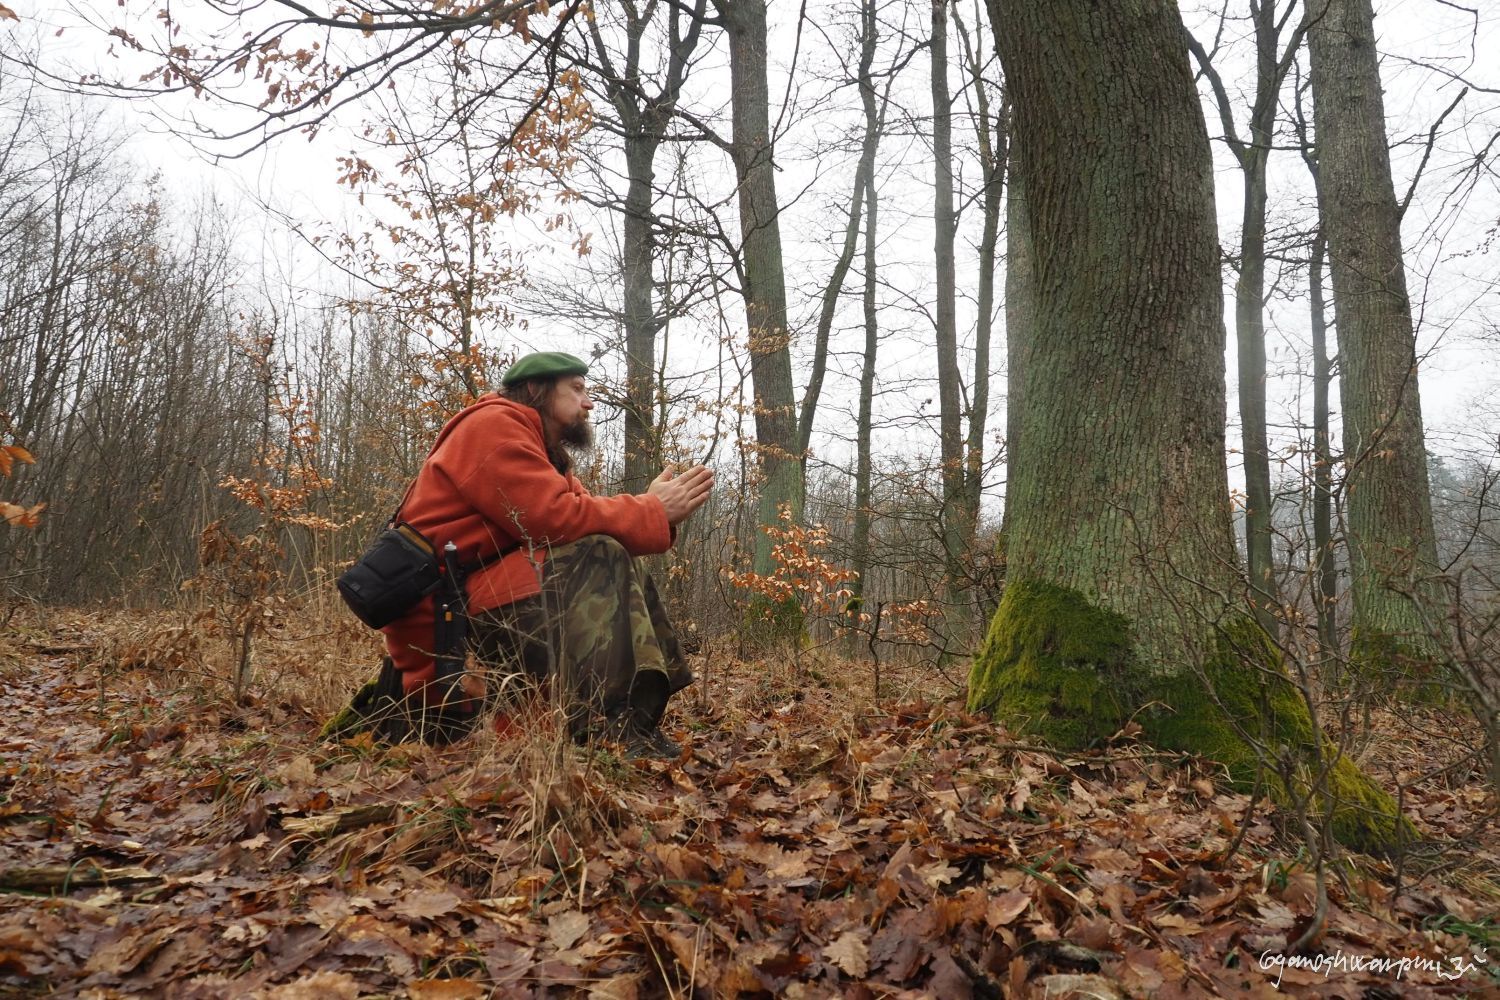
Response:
[500,351,589,386]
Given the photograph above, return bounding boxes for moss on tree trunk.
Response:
[969,581,1415,854]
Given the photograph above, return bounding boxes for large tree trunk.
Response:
[1306,0,1446,667]
[717,0,803,589]
[970,0,1410,853]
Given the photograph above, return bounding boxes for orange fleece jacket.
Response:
[380,395,672,695]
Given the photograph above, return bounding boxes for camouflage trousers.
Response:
[324,534,693,745]
[469,534,694,739]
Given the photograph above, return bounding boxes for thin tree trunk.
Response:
[851,0,882,608]
[582,1,706,492]
[620,134,659,493]
[1306,0,1446,663]
[797,0,880,463]
[930,0,967,636]
[953,3,1006,596]
[1187,3,1308,641]
[718,0,804,586]
[1309,232,1338,656]
[1238,151,1277,634]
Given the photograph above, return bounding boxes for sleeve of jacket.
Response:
[439,405,672,555]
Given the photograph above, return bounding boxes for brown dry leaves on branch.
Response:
[0,440,43,529]
[1,612,1497,998]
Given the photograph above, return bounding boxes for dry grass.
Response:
[4,603,1497,996]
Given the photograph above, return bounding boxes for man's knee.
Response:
[573,533,631,569]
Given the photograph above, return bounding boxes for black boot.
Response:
[610,670,681,760]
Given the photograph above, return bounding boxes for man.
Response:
[329,351,714,757]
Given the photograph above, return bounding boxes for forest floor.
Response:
[1,608,1497,999]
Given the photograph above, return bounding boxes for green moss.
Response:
[1143,619,1306,782]
[742,594,806,651]
[967,583,1415,854]
[1349,627,1449,704]
[967,580,1131,746]
[1322,755,1414,854]
[1142,618,1415,855]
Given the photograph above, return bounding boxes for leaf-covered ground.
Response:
[1,613,1497,998]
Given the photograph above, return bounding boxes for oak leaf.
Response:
[985,890,1031,928]
[263,970,361,999]
[392,890,463,922]
[547,910,589,951]
[823,931,869,978]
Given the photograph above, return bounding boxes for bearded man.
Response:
[329,351,714,757]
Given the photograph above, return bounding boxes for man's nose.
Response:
[582,395,594,411]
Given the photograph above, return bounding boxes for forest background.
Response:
[1,0,1499,995]
[0,0,1496,654]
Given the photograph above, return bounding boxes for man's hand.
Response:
[647,464,715,525]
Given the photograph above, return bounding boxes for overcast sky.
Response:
[5,0,1498,506]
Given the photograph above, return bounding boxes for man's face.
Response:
[546,375,594,449]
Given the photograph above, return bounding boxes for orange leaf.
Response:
[0,5,19,22]
[1,501,44,528]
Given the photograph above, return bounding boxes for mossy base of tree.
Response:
[966,579,1131,747]
[741,594,806,651]
[1349,627,1451,705]
[968,580,1416,854]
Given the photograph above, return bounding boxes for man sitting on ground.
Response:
[328,351,714,757]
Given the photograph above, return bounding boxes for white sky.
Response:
[5,0,1499,513]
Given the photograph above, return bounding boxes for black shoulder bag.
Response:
[336,521,445,629]
[336,398,501,631]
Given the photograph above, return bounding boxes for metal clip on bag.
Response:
[337,522,444,629]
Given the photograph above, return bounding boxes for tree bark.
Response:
[1309,232,1339,655]
[851,0,882,608]
[930,0,967,634]
[970,0,1410,853]
[716,0,803,586]
[1306,0,1446,664]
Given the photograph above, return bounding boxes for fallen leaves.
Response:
[0,624,1495,998]
[823,930,870,977]
[546,910,589,951]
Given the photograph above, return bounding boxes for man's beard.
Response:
[560,414,593,451]
[544,414,593,474]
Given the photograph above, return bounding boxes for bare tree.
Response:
[568,0,709,492]
[1306,0,1447,666]
[1188,0,1309,640]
